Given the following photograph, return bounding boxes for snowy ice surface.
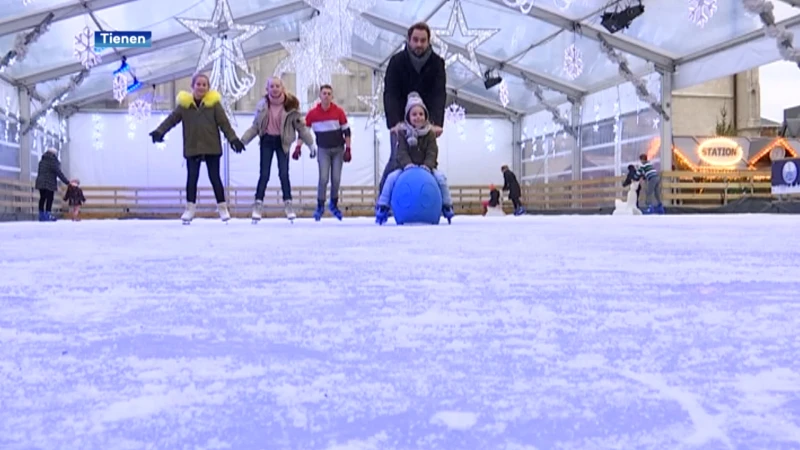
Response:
[0,215,799,450]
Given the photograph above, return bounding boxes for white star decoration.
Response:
[357,74,384,129]
[430,0,499,79]
[176,0,265,74]
[652,116,660,129]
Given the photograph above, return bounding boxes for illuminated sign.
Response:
[696,137,744,166]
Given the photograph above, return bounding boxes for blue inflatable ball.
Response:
[390,166,442,225]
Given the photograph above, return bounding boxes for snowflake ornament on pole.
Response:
[689,0,717,27]
[563,43,583,80]
[74,27,101,69]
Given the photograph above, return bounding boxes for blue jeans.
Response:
[255,134,291,201]
[377,167,453,207]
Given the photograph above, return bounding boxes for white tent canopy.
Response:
[1,0,799,115]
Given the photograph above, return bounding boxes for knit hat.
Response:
[404,92,430,146]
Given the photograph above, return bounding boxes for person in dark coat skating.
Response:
[379,22,447,194]
[34,147,73,221]
[501,165,525,215]
[622,164,641,205]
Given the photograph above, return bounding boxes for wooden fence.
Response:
[1,171,795,220]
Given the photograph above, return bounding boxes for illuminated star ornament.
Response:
[430,0,499,79]
[275,20,349,99]
[175,0,265,122]
[356,74,384,129]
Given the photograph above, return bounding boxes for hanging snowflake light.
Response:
[112,73,128,103]
[128,98,152,122]
[689,0,717,27]
[613,100,620,143]
[125,114,136,139]
[484,119,495,152]
[445,102,466,125]
[563,43,584,80]
[593,102,600,132]
[91,114,103,150]
[73,26,100,69]
[497,80,510,108]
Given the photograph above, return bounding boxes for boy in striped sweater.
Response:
[635,153,664,214]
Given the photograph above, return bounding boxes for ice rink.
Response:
[1,215,798,449]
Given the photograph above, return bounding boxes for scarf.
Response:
[404,122,432,147]
[265,93,285,136]
[407,46,432,73]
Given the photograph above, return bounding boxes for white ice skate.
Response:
[218,202,231,223]
[251,201,262,224]
[181,202,196,225]
[284,200,296,223]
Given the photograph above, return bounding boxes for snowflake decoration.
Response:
[445,102,466,125]
[563,43,583,80]
[613,100,620,143]
[593,102,600,132]
[112,73,128,103]
[689,0,717,27]
[484,119,495,152]
[74,27,100,69]
[497,80,510,108]
[91,114,103,150]
[652,116,660,130]
[127,98,152,122]
[125,115,136,140]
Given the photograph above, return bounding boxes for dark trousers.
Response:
[38,189,54,212]
[255,134,291,201]
[186,154,225,203]
[510,195,521,210]
[378,132,398,193]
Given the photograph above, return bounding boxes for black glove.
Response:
[149,131,163,143]
[231,139,245,153]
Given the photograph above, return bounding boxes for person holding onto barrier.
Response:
[375,92,454,225]
[34,147,75,222]
[622,164,642,205]
[297,84,351,221]
[241,76,317,224]
[501,165,525,215]
[149,73,245,225]
[636,153,664,214]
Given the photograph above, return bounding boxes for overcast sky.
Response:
[760,60,800,122]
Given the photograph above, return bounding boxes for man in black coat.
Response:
[501,165,525,215]
[379,22,447,192]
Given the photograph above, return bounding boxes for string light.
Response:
[303,0,379,58]
[484,119,495,152]
[593,102,600,132]
[0,12,53,72]
[563,43,583,80]
[125,115,137,140]
[613,100,620,143]
[430,0,499,79]
[497,80,509,108]
[275,20,349,97]
[689,0,717,27]
[91,114,103,150]
[74,26,100,69]
[356,72,384,129]
[59,118,67,143]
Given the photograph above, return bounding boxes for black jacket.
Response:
[63,185,86,206]
[34,152,69,192]
[502,170,521,198]
[383,48,447,128]
[488,189,500,207]
[622,165,641,187]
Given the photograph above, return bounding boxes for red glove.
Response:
[343,146,352,163]
[292,145,301,160]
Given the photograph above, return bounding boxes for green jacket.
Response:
[396,129,438,170]
[241,93,315,153]
[155,90,238,158]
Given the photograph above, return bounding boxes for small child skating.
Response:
[482,184,501,215]
[63,179,86,221]
[635,154,664,214]
[622,164,641,205]
[375,92,454,225]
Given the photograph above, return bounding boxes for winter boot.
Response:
[181,203,196,224]
[313,199,324,221]
[38,211,46,222]
[284,200,296,221]
[217,202,231,222]
[442,205,454,224]
[375,205,390,225]
[329,198,343,220]
[514,207,526,216]
[251,200,263,223]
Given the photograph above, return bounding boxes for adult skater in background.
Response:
[298,84,351,221]
[241,77,316,223]
[150,73,244,224]
[34,147,74,221]
[380,22,447,193]
[501,165,525,215]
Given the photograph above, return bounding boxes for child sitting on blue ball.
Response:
[376,92,454,225]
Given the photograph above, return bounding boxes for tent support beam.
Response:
[0,0,140,37]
